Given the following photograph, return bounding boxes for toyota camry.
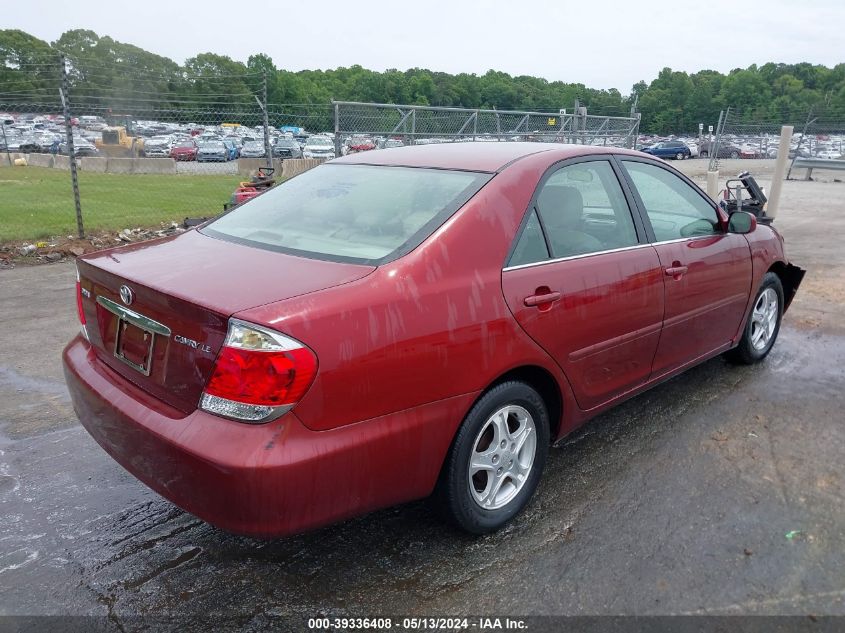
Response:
[63,142,804,537]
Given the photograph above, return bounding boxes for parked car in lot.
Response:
[170,140,198,161]
[345,136,377,154]
[224,136,242,158]
[64,143,803,538]
[196,141,229,162]
[143,136,172,158]
[380,138,405,149]
[59,138,99,157]
[303,135,336,159]
[699,141,742,159]
[223,139,240,160]
[640,140,691,160]
[272,137,303,158]
[240,140,266,158]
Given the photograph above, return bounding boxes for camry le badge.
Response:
[119,285,134,305]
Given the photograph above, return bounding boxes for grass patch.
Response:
[0,167,243,241]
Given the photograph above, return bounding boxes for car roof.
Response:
[332,141,639,172]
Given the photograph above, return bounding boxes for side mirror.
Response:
[728,211,756,234]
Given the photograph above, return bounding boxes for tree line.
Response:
[2,28,844,134]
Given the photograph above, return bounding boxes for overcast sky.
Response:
[6,0,844,92]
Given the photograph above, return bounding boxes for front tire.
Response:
[675,152,684,160]
[726,272,784,364]
[436,381,549,534]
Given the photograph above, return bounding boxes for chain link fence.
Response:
[706,106,845,173]
[332,101,640,152]
[1,55,643,246]
[0,56,339,245]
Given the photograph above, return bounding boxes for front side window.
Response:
[204,164,489,264]
[534,160,639,259]
[621,160,720,241]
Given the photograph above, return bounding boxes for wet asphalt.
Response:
[1,179,844,626]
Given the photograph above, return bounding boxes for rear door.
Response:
[502,157,665,411]
[617,157,752,377]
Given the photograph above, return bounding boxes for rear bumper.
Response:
[62,336,472,537]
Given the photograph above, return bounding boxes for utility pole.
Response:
[60,54,84,239]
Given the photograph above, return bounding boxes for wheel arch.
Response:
[463,365,563,443]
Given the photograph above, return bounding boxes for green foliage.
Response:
[2,28,844,134]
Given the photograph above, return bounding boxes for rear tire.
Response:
[726,272,784,364]
[700,151,709,158]
[675,152,684,160]
[435,381,549,534]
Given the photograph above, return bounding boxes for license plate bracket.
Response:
[114,318,156,376]
[96,295,172,377]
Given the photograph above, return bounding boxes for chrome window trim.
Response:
[502,243,651,272]
[501,234,721,272]
[649,234,722,247]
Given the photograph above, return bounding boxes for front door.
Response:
[618,158,752,377]
[502,158,665,411]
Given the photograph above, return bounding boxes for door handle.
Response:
[664,265,688,279]
[524,290,561,307]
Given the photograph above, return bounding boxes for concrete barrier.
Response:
[107,158,135,174]
[281,158,324,180]
[52,155,70,170]
[0,152,24,166]
[237,158,275,176]
[237,158,325,179]
[25,153,54,168]
[79,156,108,173]
[132,157,177,175]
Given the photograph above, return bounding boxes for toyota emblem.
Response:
[119,285,134,305]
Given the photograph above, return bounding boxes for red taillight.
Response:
[200,320,317,422]
[205,346,316,407]
[75,280,86,325]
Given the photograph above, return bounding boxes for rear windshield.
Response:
[203,164,490,264]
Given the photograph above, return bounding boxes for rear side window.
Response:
[508,210,548,267]
[204,164,489,264]
[535,160,639,258]
[621,160,719,241]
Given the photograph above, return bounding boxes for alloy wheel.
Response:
[750,287,779,350]
[468,405,537,510]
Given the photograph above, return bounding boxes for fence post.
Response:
[767,125,794,219]
[333,102,342,156]
[1,123,11,167]
[261,71,272,169]
[410,107,416,146]
[59,54,84,239]
[708,109,726,172]
[787,108,814,180]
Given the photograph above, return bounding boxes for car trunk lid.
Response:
[77,230,374,414]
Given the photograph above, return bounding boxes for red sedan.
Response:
[63,143,804,537]
[169,140,197,161]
